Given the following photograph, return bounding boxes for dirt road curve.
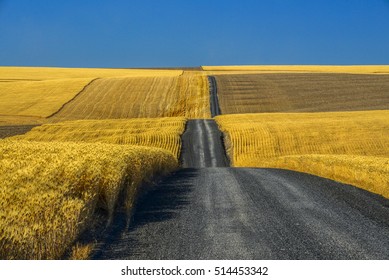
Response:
[93,168,389,259]
[180,119,229,168]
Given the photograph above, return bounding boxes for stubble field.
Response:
[214,73,389,114]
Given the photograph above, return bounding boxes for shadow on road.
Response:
[92,168,199,259]
[131,168,197,226]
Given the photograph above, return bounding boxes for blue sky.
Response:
[0,0,388,67]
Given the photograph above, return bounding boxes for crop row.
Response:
[216,110,389,198]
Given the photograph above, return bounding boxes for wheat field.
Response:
[0,67,184,125]
[2,65,389,259]
[0,140,177,259]
[50,72,210,120]
[13,117,187,159]
[215,110,389,198]
[0,78,94,117]
[0,66,182,80]
[244,155,389,198]
[2,117,186,259]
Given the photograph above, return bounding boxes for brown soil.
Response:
[0,125,38,139]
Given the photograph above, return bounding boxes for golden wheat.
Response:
[50,72,210,120]
[215,110,389,198]
[0,66,182,80]
[245,155,389,198]
[0,78,94,118]
[12,117,186,159]
[0,140,177,259]
[0,67,183,125]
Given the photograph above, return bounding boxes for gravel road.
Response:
[180,119,229,168]
[208,76,221,117]
[92,167,389,259]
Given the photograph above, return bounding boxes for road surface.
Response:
[208,76,221,117]
[180,119,229,168]
[92,167,389,259]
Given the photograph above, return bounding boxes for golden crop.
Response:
[0,67,184,125]
[0,140,178,259]
[0,78,94,118]
[202,65,389,74]
[50,72,210,120]
[216,110,389,198]
[0,66,182,80]
[245,155,389,198]
[13,117,186,159]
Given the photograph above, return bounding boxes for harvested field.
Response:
[50,72,210,120]
[215,110,389,198]
[0,140,177,259]
[13,117,186,159]
[214,73,389,114]
[0,125,38,139]
[202,65,389,74]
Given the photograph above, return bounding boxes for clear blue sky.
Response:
[1,0,389,67]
